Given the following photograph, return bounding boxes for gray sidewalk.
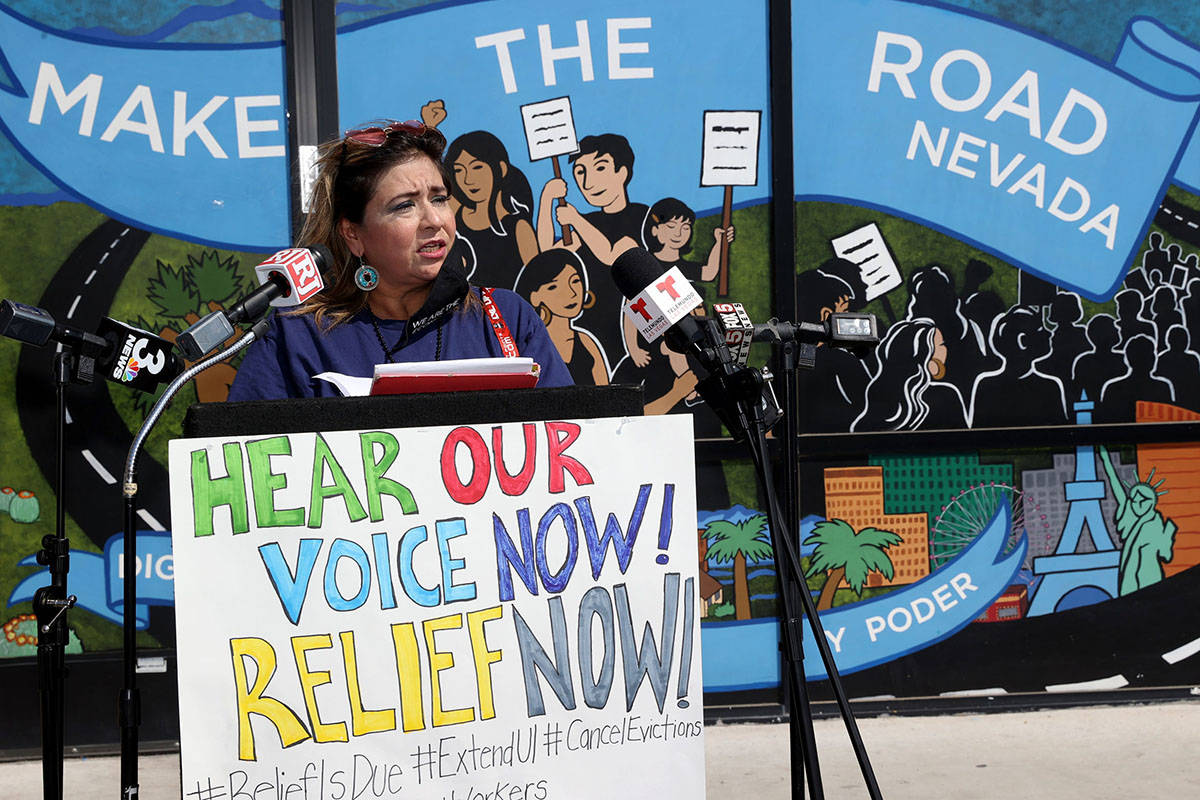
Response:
[7,701,1200,798]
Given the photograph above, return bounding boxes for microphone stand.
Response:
[32,349,89,800]
[3,299,169,799]
[118,319,268,799]
[690,323,882,799]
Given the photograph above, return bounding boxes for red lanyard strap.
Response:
[480,287,519,358]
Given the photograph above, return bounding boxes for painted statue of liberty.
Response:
[1098,445,1176,595]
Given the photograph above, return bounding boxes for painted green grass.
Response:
[0,202,163,654]
[107,237,263,467]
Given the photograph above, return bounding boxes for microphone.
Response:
[0,299,183,392]
[612,247,724,372]
[613,248,783,438]
[712,302,754,367]
[95,318,184,391]
[175,245,331,360]
[748,314,880,347]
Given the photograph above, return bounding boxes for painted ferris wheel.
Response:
[929,481,1050,576]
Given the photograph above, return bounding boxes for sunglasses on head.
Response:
[343,120,426,146]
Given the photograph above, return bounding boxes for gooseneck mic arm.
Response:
[118,317,269,800]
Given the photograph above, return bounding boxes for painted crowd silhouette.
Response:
[426,101,1199,434]
[803,231,1200,433]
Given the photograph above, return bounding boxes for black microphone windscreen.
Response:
[612,247,666,300]
[308,244,332,274]
[0,299,55,346]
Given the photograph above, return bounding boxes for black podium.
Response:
[183,385,644,438]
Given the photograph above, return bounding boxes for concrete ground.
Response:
[6,701,1200,798]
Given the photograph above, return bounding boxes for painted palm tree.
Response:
[704,514,772,620]
[804,519,902,610]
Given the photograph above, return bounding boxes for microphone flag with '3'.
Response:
[0,299,182,392]
[95,317,183,392]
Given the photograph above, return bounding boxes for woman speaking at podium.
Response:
[228,119,572,401]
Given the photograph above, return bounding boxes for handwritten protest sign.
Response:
[521,96,581,246]
[830,222,904,302]
[700,110,761,189]
[701,110,761,295]
[168,415,703,799]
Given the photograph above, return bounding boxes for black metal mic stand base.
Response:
[695,365,883,799]
[30,350,89,800]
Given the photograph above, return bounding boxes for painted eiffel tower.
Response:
[1026,394,1120,616]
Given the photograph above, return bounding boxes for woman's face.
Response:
[651,216,693,250]
[452,149,496,205]
[530,266,584,320]
[339,155,456,294]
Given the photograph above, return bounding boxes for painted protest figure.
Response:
[611,317,724,438]
[1071,314,1126,405]
[851,317,967,431]
[1113,288,1156,346]
[1097,334,1175,423]
[960,259,1005,347]
[538,133,649,369]
[794,264,870,432]
[1099,445,1176,595]
[970,306,1068,427]
[1184,278,1200,334]
[445,130,539,290]
[1181,252,1200,287]
[1147,285,1182,352]
[905,265,989,402]
[1041,292,1091,402]
[962,290,1005,357]
[514,250,609,386]
[1155,324,1200,411]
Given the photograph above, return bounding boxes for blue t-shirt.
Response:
[227,287,573,401]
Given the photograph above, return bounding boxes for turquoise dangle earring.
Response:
[354,256,379,291]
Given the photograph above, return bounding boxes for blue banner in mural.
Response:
[337,1,771,222]
[1115,16,1200,192]
[794,0,1200,301]
[0,0,770,250]
[0,4,290,250]
[702,502,1025,689]
[8,531,173,629]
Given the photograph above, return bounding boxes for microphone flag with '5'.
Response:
[712,301,754,367]
[175,245,331,360]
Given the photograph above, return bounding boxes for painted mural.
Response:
[0,0,1198,750]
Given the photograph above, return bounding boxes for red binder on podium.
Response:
[316,357,540,396]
